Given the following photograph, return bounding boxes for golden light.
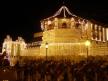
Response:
[106,28,108,41]
[48,20,51,25]
[54,18,58,21]
[62,18,67,22]
[45,43,48,48]
[71,18,74,21]
[85,40,91,46]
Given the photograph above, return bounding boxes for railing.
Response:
[26,41,42,48]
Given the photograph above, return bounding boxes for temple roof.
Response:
[41,5,108,28]
[43,5,77,20]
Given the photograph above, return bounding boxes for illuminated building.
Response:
[2,35,26,66]
[40,5,108,57]
[1,6,108,62]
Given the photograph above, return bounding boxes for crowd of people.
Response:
[0,54,108,81]
[0,51,10,67]
[14,56,108,81]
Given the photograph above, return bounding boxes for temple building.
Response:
[1,6,108,62]
[40,6,108,57]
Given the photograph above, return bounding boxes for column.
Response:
[11,43,14,56]
[95,24,98,40]
[70,18,75,28]
[104,28,107,41]
[90,23,93,40]
[54,18,58,29]
[97,25,99,40]
[45,21,47,31]
[92,24,95,40]
[99,26,102,41]
[106,28,108,41]
[41,21,44,30]
[102,27,105,42]
[101,27,103,41]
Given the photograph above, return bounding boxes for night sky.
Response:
[0,0,108,46]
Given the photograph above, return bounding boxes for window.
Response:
[62,23,67,28]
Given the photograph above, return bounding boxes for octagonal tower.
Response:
[40,6,108,58]
[40,6,92,57]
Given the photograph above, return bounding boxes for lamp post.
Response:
[85,40,91,62]
[45,42,48,60]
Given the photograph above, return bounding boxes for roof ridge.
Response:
[43,5,77,20]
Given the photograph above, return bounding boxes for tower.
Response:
[2,35,26,66]
[40,6,92,58]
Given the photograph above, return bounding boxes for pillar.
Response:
[54,18,58,29]
[99,26,102,41]
[102,27,105,42]
[106,28,108,41]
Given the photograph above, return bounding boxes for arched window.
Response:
[48,24,53,30]
[75,21,80,29]
[62,22,67,28]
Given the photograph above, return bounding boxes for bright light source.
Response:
[48,20,51,25]
[54,18,58,21]
[106,28,108,41]
[85,40,91,46]
[45,43,48,48]
[71,18,74,21]
[62,18,66,22]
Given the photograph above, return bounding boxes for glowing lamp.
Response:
[45,43,48,48]
[85,40,91,46]
[45,42,48,60]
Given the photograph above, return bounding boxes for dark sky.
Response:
[0,0,108,45]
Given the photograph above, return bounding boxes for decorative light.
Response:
[45,43,48,48]
[41,22,44,30]
[62,18,66,22]
[42,43,83,46]
[54,18,58,21]
[85,40,91,46]
[71,18,74,21]
[48,20,51,25]
[106,28,108,41]
[84,23,88,30]
[43,6,77,21]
